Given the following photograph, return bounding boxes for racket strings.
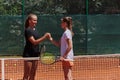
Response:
[41,53,56,65]
[40,44,57,65]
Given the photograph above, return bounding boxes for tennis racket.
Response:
[39,44,58,65]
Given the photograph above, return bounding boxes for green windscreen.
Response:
[1,15,120,55]
[87,15,120,54]
[0,16,24,55]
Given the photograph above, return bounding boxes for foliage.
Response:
[0,0,120,15]
[0,0,22,15]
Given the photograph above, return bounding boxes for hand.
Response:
[59,56,65,61]
[44,32,51,39]
[44,32,53,41]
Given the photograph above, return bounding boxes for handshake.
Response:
[43,32,53,41]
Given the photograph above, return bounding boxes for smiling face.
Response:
[29,15,38,28]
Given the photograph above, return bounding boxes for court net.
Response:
[0,54,120,80]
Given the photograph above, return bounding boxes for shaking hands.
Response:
[43,32,53,41]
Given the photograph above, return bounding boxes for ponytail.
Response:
[25,18,29,29]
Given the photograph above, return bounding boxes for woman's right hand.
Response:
[44,33,52,40]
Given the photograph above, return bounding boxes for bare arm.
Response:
[50,38,60,47]
[60,39,72,61]
[48,33,61,47]
[29,33,50,45]
[62,39,72,58]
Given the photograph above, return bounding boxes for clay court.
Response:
[0,55,120,80]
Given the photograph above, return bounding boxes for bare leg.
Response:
[23,61,32,80]
[29,60,38,80]
[63,66,73,80]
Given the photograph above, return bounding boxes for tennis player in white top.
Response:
[49,16,74,80]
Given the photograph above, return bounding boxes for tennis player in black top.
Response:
[23,14,50,80]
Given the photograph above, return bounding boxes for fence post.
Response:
[1,59,5,80]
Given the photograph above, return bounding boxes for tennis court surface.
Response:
[0,54,120,80]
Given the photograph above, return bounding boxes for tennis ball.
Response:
[14,64,16,66]
[52,67,55,70]
[10,78,12,80]
[5,64,8,66]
